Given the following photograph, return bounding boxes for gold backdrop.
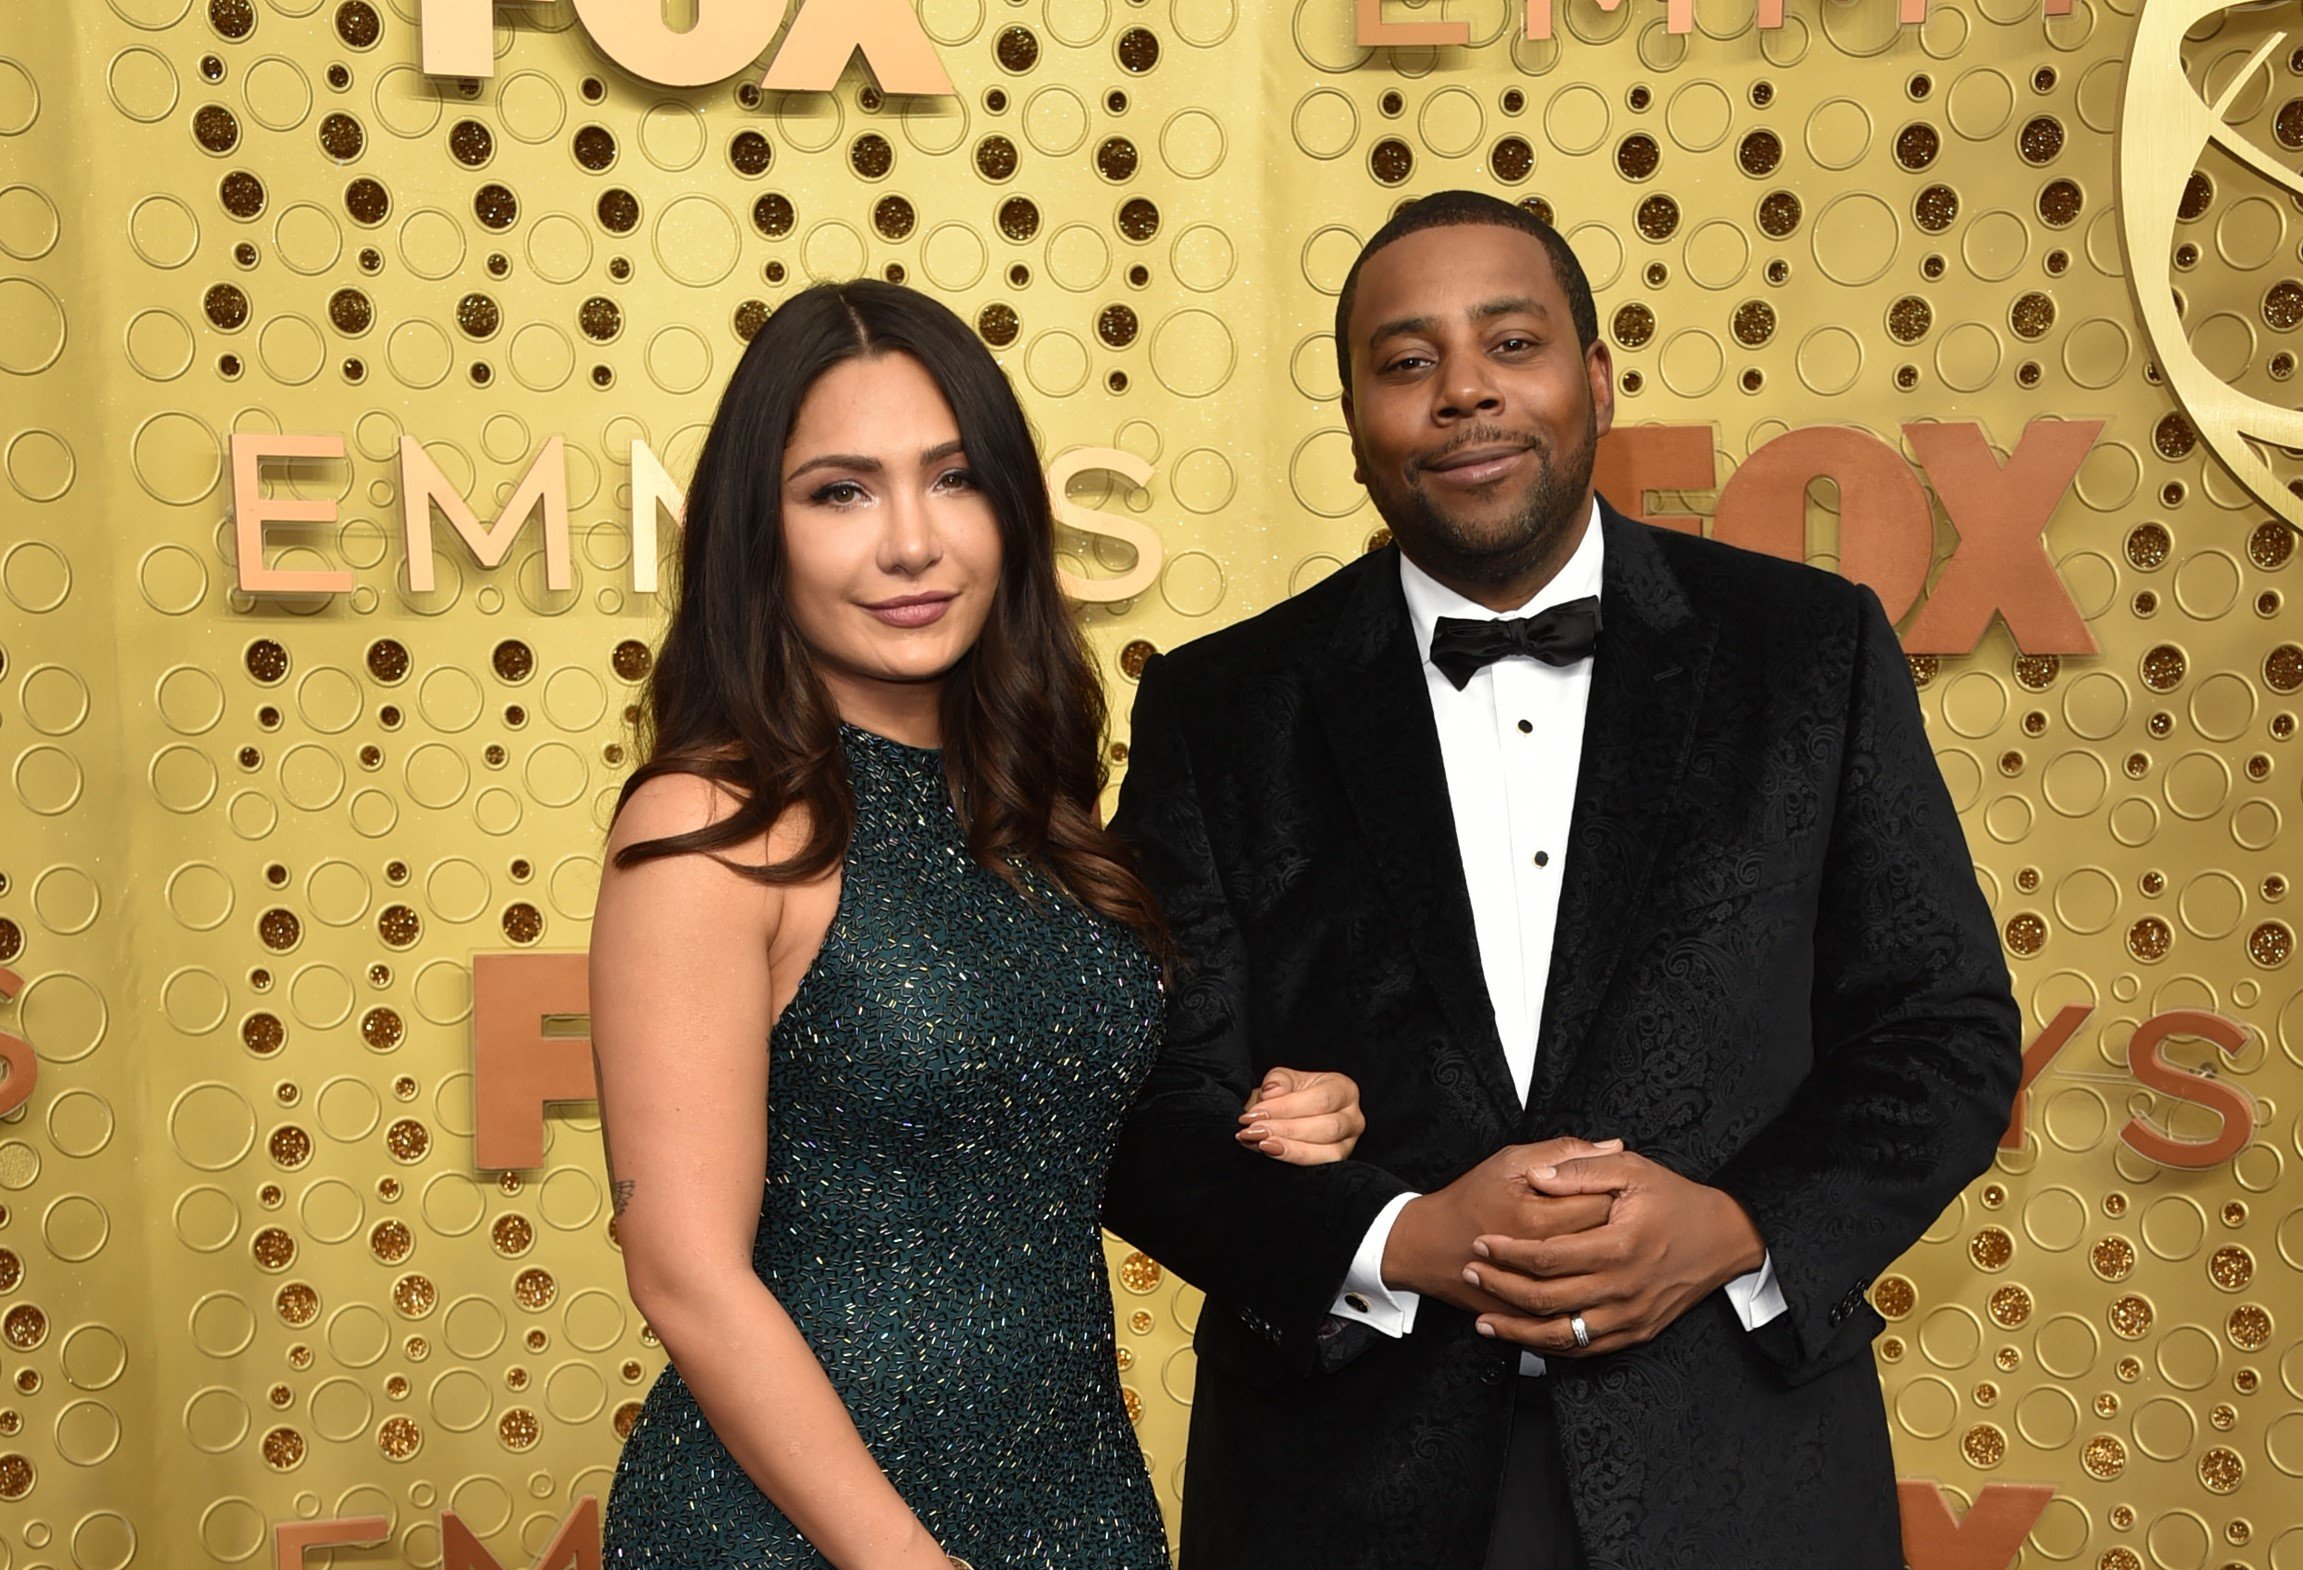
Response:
[1,0,2299,1565]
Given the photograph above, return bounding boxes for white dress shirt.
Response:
[1329,502,1784,1374]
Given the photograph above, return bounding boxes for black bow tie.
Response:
[1427,597,1603,690]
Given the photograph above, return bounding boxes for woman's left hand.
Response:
[1235,1067,1365,1165]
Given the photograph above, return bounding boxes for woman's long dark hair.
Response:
[612,279,1170,957]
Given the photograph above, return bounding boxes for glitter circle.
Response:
[491,1215,534,1257]
[377,904,421,948]
[360,1006,403,1051]
[370,1219,412,1263]
[250,1227,296,1270]
[267,1126,311,1168]
[2198,1446,2244,1493]
[2249,921,2292,967]
[260,1426,305,1469]
[384,1118,430,1162]
[2,1305,46,1352]
[2139,645,2186,692]
[1118,1251,1163,1294]
[275,1282,318,1325]
[2127,917,2172,962]
[377,1413,421,1459]
[2207,1246,2253,1290]
[392,1274,436,1317]
[2107,1294,2153,1339]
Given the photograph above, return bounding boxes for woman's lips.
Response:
[864,593,955,628]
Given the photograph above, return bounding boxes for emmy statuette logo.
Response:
[2117,0,2303,535]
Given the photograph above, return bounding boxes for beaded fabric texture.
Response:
[605,725,1169,1569]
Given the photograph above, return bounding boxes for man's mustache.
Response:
[1415,427,1546,472]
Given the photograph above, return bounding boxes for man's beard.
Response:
[1370,417,1599,590]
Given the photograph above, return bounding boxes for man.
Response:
[1100,190,2022,1569]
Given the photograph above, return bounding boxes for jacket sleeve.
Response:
[1101,654,1412,1374]
[1710,586,2023,1385]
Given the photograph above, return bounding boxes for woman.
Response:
[590,280,1365,1569]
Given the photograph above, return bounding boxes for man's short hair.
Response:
[1332,190,1600,398]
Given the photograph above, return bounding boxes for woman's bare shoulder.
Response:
[610,768,751,852]
[605,765,822,878]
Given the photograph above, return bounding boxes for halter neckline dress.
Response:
[604,725,1170,1569]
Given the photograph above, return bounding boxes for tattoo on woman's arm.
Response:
[595,1054,634,1218]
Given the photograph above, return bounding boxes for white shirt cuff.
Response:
[1526,1252,1781,1380]
[1723,1250,1788,1330]
[1330,1191,1422,1337]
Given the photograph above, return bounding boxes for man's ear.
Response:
[1342,394,1367,486]
[1585,341,1616,440]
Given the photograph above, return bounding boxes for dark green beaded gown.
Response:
[604,726,1170,1569]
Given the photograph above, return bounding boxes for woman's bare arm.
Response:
[591,774,951,1570]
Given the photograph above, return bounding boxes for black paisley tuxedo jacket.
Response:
[1102,504,2022,1570]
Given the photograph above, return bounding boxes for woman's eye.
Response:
[813,480,866,505]
[934,467,978,493]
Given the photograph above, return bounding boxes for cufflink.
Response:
[1344,1293,1372,1313]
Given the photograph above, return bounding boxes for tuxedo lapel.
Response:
[1309,551,1522,1123]
[1522,507,1718,1127]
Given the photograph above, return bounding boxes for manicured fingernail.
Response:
[1471,1240,1491,1259]
[1475,1320,1496,1337]
[1247,1123,1270,1139]
[1462,1267,1481,1287]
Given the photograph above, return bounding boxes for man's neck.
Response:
[1398,498,1595,614]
